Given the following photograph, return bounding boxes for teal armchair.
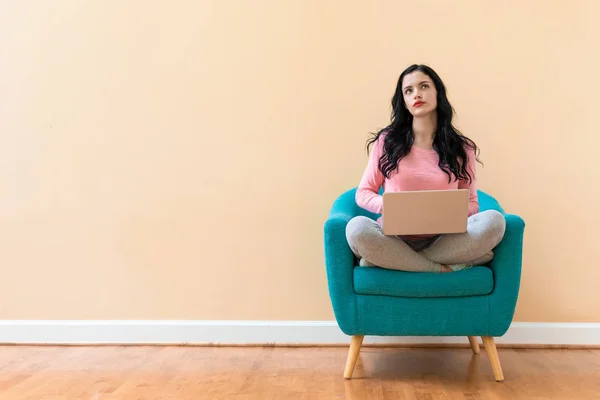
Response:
[323,188,525,381]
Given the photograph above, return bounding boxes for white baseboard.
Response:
[0,321,598,346]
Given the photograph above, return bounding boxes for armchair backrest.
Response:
[477,190,505,213]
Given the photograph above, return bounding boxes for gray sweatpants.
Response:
[345,210,506,272]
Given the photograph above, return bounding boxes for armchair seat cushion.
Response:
[353,265,494,298]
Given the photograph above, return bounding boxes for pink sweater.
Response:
[356,134,479,226]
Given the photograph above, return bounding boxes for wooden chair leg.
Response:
[344,335,364,379]
[482,336,504,381]
[468,336,480,354]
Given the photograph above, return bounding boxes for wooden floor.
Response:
[0,345,598,399]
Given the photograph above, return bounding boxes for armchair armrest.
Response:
[324,190,360,335]
[488,213,526,336]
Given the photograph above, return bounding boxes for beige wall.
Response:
[0,1,597,322]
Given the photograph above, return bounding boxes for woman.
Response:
[346,64,506,273]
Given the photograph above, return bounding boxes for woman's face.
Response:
[401,71,438,117]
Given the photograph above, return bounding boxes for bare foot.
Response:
[440,264,453,273]
[359,258,377,267]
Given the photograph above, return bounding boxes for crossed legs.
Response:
[345,210,506,272]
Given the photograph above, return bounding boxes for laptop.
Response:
[381,189,470,236]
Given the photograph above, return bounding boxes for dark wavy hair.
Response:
[366,64,481,183]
